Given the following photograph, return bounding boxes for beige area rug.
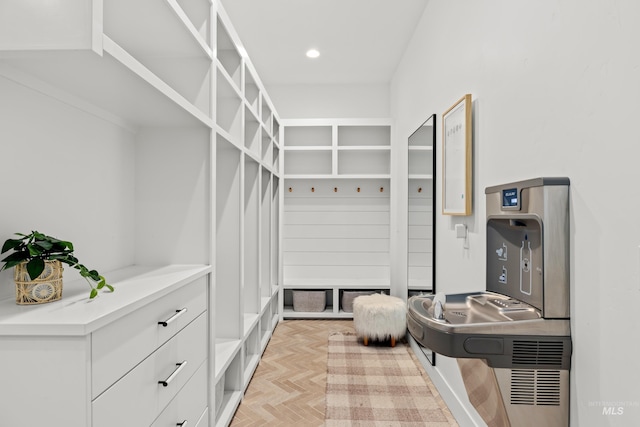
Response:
[325,332,457,426]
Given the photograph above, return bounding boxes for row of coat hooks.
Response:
[287,186,425,193]
[288,186,386,193]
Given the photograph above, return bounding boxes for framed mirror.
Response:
[408,114,436,365]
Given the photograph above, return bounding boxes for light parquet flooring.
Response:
[230,319,458,427]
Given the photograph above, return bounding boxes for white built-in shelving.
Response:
[283,119,392,179]
[281,119,392,318]
[0,2,280,427]
[213,6,281,427]
[0,0,214,129]
[214,5,280,425]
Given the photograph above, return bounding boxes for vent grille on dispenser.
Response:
[511,369,561,406]
[512,340,565,367]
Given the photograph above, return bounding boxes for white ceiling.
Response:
[219,0,429,87]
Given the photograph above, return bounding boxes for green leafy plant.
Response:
[1,231,114,299]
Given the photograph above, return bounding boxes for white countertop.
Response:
[0,264,211,336]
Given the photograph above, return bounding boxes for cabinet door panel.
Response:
[0,336,90,427]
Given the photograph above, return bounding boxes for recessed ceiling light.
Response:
[306,49,320,59]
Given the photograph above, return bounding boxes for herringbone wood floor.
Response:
[230,319,458,427]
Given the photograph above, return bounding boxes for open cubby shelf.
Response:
[281,285,390,319]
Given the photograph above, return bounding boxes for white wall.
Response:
[267,83,389,119]
[391,1,640,426]
[0,71,136,300]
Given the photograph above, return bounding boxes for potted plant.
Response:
[1,231,113,304]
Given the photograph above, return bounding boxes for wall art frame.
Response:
[442,94,472,216]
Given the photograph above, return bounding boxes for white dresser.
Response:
[0,265,210,427]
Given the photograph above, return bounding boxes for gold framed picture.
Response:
[442,94,472,215]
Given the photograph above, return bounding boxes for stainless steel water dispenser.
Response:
[408,177,572,427]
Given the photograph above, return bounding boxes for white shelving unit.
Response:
[408,116,435,293]
[281,119,392,318]
[213,6,281,427]
[0,2,280,427]
[283,119,391,179]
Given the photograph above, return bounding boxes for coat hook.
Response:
[288,187,292,192]
[311,187,315,192]
[334,187,338,192]
[357,187,361,192]
[379,187,384,192]
[418,187,422,193]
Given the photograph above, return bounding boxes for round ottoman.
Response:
[352,293,407,347]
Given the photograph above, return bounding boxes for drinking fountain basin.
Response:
[407,292,571,369]
[410,292,544,326]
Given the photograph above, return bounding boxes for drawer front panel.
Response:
[151,361,207,427]
[92,276,207,397]
[92,313,207,427]
[195,408,209,427]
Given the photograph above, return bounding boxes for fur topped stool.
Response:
[352,293,407,347]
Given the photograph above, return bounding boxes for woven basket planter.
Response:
[14,260,64,305]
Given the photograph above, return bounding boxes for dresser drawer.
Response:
[151,361,207,427]
[92,313,207,427]
[92,276,207,397]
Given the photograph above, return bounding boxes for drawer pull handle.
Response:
[158,360,188,387]
[158,308,188,327]
[177,421,188,427]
